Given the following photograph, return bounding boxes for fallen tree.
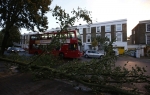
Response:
[0,55,150,95]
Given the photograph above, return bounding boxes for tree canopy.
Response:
[0,0,51,31]
[91,38,98,50]
[0,26,21,47]
[0,0,52,55]
[52,5,92,31]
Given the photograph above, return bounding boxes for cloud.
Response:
[85,0,150,36]
[21,0,150,36]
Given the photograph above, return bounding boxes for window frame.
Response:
[96,26,101,33]
[79,28,83,34]
[146,24,150,32]
[86,35,91,43]
[116,24,122,31]
[105,25,111,32]
[116,32,122,42]
[105,33,111,41]
[86,28,91,33]
[146,35,150,44]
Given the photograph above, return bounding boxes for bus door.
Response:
[67,43,78,58]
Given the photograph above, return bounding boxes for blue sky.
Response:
[21,0,150,36]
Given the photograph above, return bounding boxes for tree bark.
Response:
[1,29,10,55]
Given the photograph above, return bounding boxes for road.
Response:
[116,56,150,75]
[80,55,150,93]
[80,55,150,74]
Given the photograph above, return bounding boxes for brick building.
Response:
[77,19,127,54]
[131,20,150,45]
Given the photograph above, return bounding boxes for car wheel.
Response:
[100,55,104,59]
[85,54,89,58]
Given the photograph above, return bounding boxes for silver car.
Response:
[84,50,104,58]
[7,47,25,53]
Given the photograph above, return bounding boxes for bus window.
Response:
[69,32,75,38]
[69,44,77,50]
[41,34,47,39]
[52,34,56,38]
[48,34,53,38]
[36,35,42,39]
[60,34,67,39]
[42,35,44,39]
[31,35,38,40]
[36,35,41,39]
[44,34,48,39]
[33,44,39,49]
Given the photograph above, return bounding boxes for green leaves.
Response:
[0,26,21,47]
[1,52,150,95]
[52,5,92,31]
[91,38,98,49]
[0,0,52,31]
[0,0,52,54]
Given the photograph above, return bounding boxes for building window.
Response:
[97,26,101,33]
[116,24,122,31]
[147,35,150,44]
[79,28,83,34]
[105,25,111,32]
[105,33,111,41]
[96,34,101,37]
[116,32,122,42]
[86,28,91,33]
[133,31,135,34]
[86,35,91,43]
[146,24,150,32]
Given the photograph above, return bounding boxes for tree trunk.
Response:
[1,30,9,55]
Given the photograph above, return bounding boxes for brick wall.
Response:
[122,24,127,42]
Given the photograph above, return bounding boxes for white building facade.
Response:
[77,19,127,54]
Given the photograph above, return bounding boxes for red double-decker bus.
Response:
[29,30,83,58]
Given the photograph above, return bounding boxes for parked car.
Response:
[84,50,104,58]
[7,47,25,53]
[17,47,26,52]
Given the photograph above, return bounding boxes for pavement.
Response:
[0,61,94,95]
[0,73,95,95]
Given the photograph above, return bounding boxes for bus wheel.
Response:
[59,53,64,59]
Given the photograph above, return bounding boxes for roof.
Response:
[22,32,43,36]
[77,19,127,28]
[139,20,150,24]
[132,20,150,31]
